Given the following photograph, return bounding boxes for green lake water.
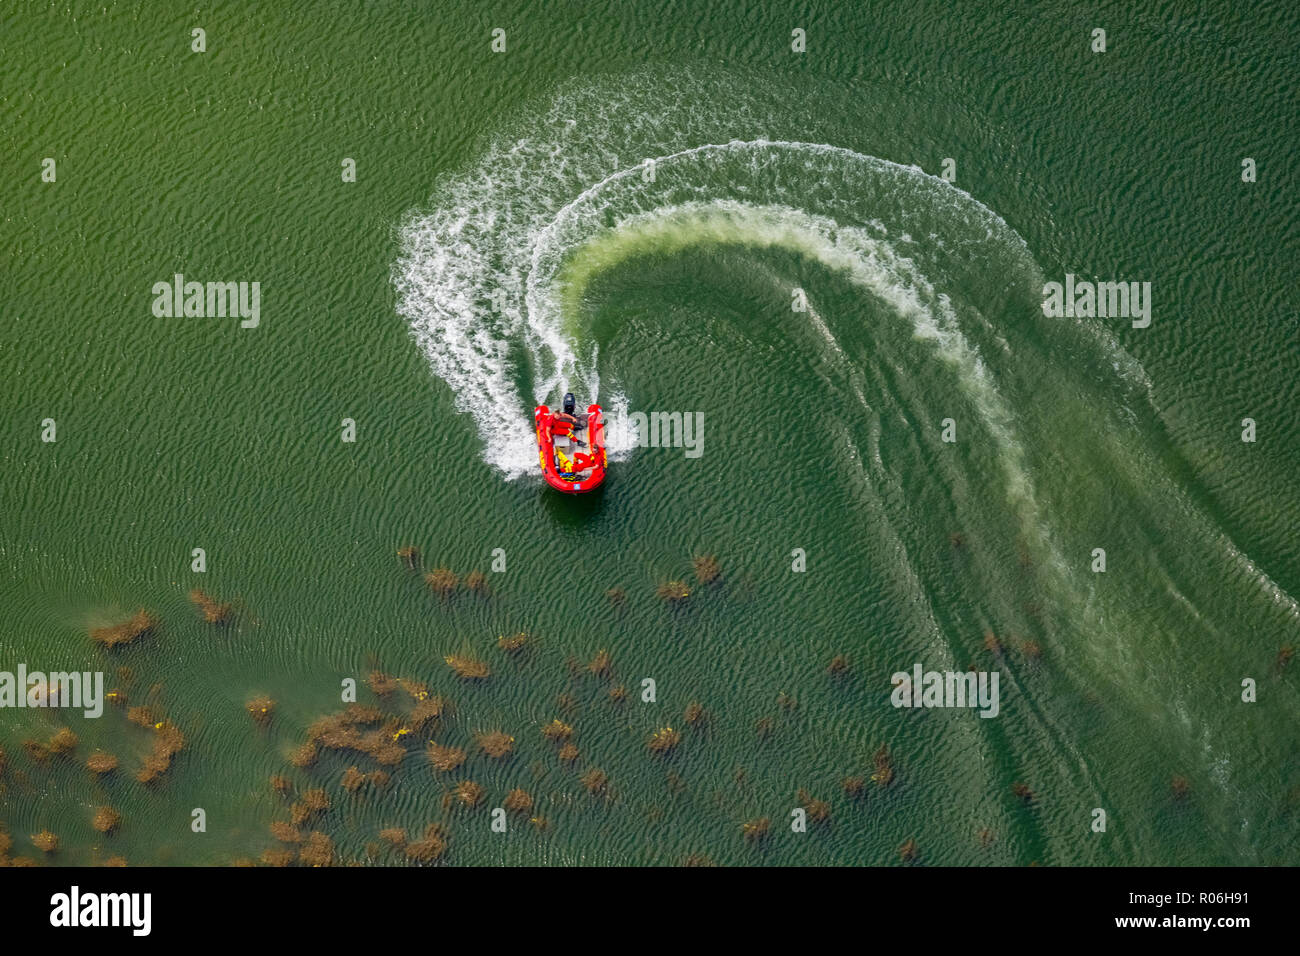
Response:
[1,0,1297,865]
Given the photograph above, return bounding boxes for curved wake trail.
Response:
[392,71,1299,860]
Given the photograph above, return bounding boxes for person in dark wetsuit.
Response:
[551,392,587,446]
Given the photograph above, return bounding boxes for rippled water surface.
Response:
[1,1,1297,865]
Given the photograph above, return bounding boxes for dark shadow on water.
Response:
[539,482,608,530]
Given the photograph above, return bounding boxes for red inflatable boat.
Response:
[534,397,607,493]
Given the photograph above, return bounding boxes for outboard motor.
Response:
[562,392,576,416]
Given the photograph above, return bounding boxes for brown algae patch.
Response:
[476,731,514,759]
[425,568,459,598]
[647,727,681,755]
[656,581,691,602]
[86,751,119,775]
[797,789,830,824]
[404,824,448,861]
[444,655,490,680]
[580,769,608,795]
[298,831,334,866]
[90,610,159,648]
[742,818,770,843]
[137,722,185,784]
[245,695,274,725]
[692,554,721,584]
[188,589,233,624]
[428,743,467,772]
[497,632,529,654]
[541,719,573,742]
[503,789,533,814]
[92,807,122,833]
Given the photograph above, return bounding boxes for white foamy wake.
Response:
[391,102,1050,475]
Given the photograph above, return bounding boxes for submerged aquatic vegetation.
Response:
[136,722,185,784]
[397,678,429,700]
[425,568,459,597]
[303,706,407,765]
[366,671,400,696]
[245,694,275,725]
[90,610,158,648]
[656,580,691,602]
[188,588,232,624]
[541,719,573,742]
[581,769,608,794]
[396,545,420,570]
[92,807,122,833]
[340,766,367,792]
[409,694,447,731]
[1171,776,1191,800]
[270,821,303,843]
[647,727,681,755]
[404,824,448,861]
[289,789,331,826]
[378,828,407,848]
[684,701,706,725]
[444,655,490,680]
[587,648,613,677]
[605,587,627,606]
[608,685,627,705]
[86,751,119,775]
[742,818,770,843]
[427,742,467,772]
[497,631,529,654]
[24,736,54,761]
[842,776,867,799]
[453,780,485,807]
[828,654,850,677]
[476,731,514,759]
[872,745,895,787]
[692,555,721,584]
[299,831,334,866]
[126,706,157,727]
[557,743,580,763]
[31,831,59,853]
[260,847,295,867]
[288,743,318,769]
[899,839,919,863]
[504,789,533,814]
[1011,782,1035,803]
[48,728,78,755]
[465,570,488,594]
[797,789,831,823]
